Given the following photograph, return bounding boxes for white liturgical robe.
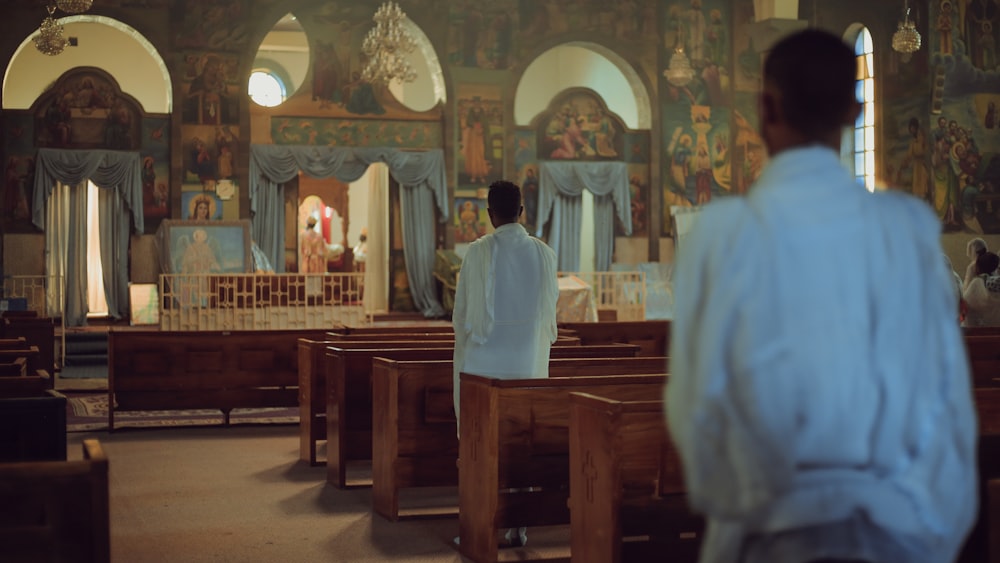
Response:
[667,146,977,563]
[452,222,558,424]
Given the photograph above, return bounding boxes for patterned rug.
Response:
[66,393,300,432]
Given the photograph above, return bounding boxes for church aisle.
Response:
[68,426,463,562]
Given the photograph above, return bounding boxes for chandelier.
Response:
[891,1,921,56]
[663,21,694,87]
[34,4,69,57]
[361,1,418,85]
[56,0,93,14]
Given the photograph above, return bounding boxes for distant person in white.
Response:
[666,29,977,563]
[452,179,558,428]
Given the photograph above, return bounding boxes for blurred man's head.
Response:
[760,29,860,155]
[487,180,522,227]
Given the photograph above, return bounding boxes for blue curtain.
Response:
[31,149,143,326]
[537,161,632,271]
[249,145,448,317]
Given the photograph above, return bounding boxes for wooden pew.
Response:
[2,315,56,380]
[333,325,454,335]
[0,389,66,462]
[0,439,109,563]
[109,329,326,431]
[325,342,641,488]
[965,335,1000,387]
[568,393,702,563]
[0,346,41,374]
[371,356,669,520]
[324,333,458,342]
[457,372,667,563]
[557,321,670,357]
[0,337,29,349]
[298,339,455,467]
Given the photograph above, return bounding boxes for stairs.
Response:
[60,331,108,379]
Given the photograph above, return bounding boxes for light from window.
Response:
[248,70,286,107]
[854,28,876,192]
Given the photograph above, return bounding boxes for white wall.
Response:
[3,17,170,112]
[253,29,310,99]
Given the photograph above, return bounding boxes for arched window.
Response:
[853,27,876,191]
[248,69,286,108]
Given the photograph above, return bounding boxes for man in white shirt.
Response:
[666,29,977,563]
[453,180,559,425]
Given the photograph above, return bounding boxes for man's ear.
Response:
[518,205,524,217]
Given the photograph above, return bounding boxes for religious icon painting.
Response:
[456,83,504,189]
[454,195,489,243]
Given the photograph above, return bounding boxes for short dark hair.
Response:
[487,180,521,220]
[978,252,1000,276]
[764,29,857,140]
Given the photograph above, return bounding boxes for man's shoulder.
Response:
[870,190,940,232]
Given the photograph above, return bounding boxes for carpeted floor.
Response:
[65,392,299,432]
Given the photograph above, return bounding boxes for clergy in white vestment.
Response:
[452,180,558,429]
[666,30,977,563]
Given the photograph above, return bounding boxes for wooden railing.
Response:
[158,272,370,331]
[560,271,646,321]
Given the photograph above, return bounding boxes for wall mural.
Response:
[661,0,764,236]
[447,1,516,69]
[516,0,658,68]
[173,0,249,51]
[141,117,171,233]
[456,83,505,188]
[34,70,142,151]
[182,124,239,221]
[536,90,625,161]
[259,2,442,120]
[513,129,540,234]
[3,114,35,226]
[454,195,490,243]
[180,52,240,126]
[270,117,443,148]
[884,0,1000,234]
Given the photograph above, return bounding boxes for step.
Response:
[64,354,108,367]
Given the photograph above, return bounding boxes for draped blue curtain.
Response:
[31,149,143,326]
[537,161,631,271]
[249,145,448,317]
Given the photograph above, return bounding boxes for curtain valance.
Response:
[249,145,447,317]
[537,161,631,271]
[31,148,144,233]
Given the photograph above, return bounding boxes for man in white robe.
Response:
[666,29,977,563]
[452,180,559,427]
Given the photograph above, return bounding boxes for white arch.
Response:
[3,15,171,112]
[385,17,446,111]
[514,42,650,129]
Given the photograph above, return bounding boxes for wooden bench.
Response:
[558,321,670,357]
[298,339,455,467]
[332,325,454,335]
[965,335,1000,387]
[457,372,667,563]
[109,329,326,431]
[325,342,641,488]
[568,393,702,563]
[371,356,669,520]
[0,389,66,462]
[0,346,41,375]
[2,316,56,380]
[0,439,109,563]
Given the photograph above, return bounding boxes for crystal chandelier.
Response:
[361,1,418,85]
[891,1,921,55]
[34,4,69,57]
[56,0,93,14]
[663,21,695,87]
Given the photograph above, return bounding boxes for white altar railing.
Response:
[2,274,63,318]
[559,271,646,322]
[158,272,370,331]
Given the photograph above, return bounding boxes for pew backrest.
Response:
[557,321,670,357]
[0,439,108,563]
